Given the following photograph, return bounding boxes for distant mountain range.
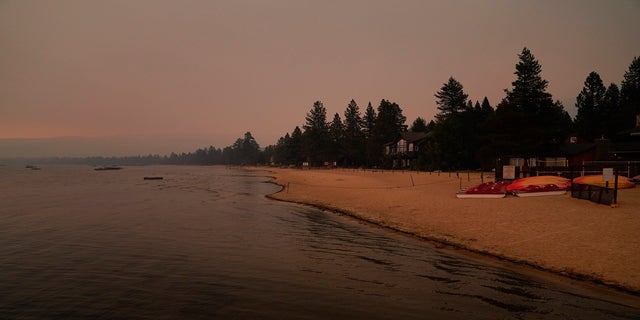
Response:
[0,135,219,158]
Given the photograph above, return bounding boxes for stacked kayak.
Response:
[456,181,511,198]
[506,176,571,197]
[573,175,635,189]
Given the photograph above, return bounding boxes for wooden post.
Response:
[410,174,415,187]
[612,169,619,208]
[570,166,574,196]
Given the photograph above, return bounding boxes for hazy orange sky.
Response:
[1,0,639,157]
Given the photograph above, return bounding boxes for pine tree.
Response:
[619,56,640,130]
[363,102,377,167]
[303,101,329,166]
[328,112,345,163]
[473,101,481,113]
[602,83,620,138]
[374,99,407,139]
[430,78,476,169]
[480,97,493,115]
[289,126,304,166]
[343,99,365,166]
[574,72,606,140]
[503,48,552,114]
[494,47,571,157]
[435,77,469,116]
[410,117,428,132]
[232,132,260,165]
[363,102,376,140]
[371,99,407,167]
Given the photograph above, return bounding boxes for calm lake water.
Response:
[0,165,638,319]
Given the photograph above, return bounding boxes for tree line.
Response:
[266,48,639,170]
[25,48,639,169]
[23,131,263,166]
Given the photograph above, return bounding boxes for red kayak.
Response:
[456,181,511,198]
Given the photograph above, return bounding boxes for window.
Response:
[397,139,407,153]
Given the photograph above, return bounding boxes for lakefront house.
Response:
[384,132,431,168]
[499,114,640,179]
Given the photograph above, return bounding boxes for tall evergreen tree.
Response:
[480,97,493,115]
[328,112,345,164]
[370,99,407,167]
[232,131,260,165]
[435,77,469,116]
[363,102,376,140]
[619,56,640,130]
[410,117,428,132]
[574,71,606,140]
[274,133,290,164]
[288,126,304,166]
[493,47,571,157]
[473,101,482,112]
[602,83,621,139]
[363,102,377,166]
[502,48,552,114]
[430,78,478,169]
[303,101,329,166]
[343,99,365,166]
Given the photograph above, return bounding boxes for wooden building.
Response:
[384,132,431,168]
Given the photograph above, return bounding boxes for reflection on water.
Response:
[0,165,638,319]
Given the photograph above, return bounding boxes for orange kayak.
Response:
[506,176,571,192]
[572,175,635,189]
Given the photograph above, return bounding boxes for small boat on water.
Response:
[573,175,635,189]
[456,181,510,198]
[507,176,570,197]
[94,166,122,171]
[25,165,41,170]
[143,176,163,180]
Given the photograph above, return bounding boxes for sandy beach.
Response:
[261,167,640,294]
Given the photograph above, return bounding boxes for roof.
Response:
[399,131,431,143]
[384,131,431,147]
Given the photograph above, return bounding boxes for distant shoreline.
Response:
[257,167,640,296]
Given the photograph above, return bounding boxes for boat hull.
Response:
[572,175,634,189]
[513,190,566,197]
[506,176,570,193]
[456,193,506,199]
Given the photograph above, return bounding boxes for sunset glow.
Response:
[1,0,639,157]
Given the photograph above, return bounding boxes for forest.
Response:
[261,47,640,170]
[30,48,640,170]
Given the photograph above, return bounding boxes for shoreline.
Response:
[256,167,640,296]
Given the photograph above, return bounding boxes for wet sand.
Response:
[260,167,640,294]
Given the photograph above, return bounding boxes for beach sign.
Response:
[602,168,613,182]
[503,165,516,179]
